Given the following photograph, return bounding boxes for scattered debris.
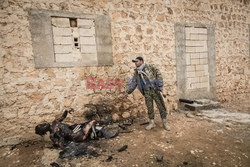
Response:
[118,145,128,152]
[118,129,134,133]
[84,104,112,121]
[123,119,134,126]
[101,128,118,139]
[118,124,126,130]
[50,162,60,167]
[156,155,163,162]
[183,161,188,165]
[140,122,149,126]
[117,119,135,133]
[59,142,99,159]
[106,155,113,162]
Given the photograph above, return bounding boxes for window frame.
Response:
[29,9,113,68]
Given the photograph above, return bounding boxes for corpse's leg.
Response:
[81,120,96,141]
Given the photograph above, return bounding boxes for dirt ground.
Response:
[221,100,250,114]
[0,101,250,167]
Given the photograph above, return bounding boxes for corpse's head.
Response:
[35,123,51,136]
[132,56,144,67]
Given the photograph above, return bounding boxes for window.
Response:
[29,9,113,68]
[51,17,97,64]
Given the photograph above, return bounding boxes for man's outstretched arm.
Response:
[126,71,138,94]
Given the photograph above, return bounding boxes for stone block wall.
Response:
[51,17,98,63]
[0,0,249,145]
[185,27,209,90]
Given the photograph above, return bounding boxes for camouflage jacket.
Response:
[126,64,164,96]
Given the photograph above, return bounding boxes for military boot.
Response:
[162,119,171,131]
[146,120,156,130]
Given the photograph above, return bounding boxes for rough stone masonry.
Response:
[0,0,249,146]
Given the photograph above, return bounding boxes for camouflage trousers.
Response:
[144,89,167,120]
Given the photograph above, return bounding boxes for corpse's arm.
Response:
[56,108,74,122]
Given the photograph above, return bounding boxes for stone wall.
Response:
[0,0,249,145]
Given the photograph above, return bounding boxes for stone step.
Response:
[179,99,220,111]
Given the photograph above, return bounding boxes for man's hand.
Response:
[159,89,166,98]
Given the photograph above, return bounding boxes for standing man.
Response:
[126,57,170,131]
